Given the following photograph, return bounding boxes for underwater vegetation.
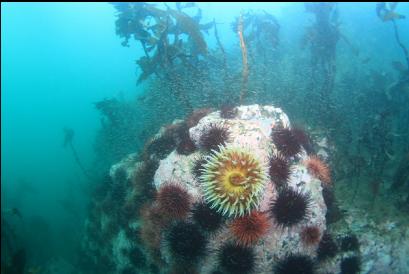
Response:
[73,2,409,274]
[112,2,214,84]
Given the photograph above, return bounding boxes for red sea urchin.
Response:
[156,183,192,220]
[200,145,268,217]
[269,152,292,188]
[230,211,270,246]
[199,123,231,152]
[272,127,302,158]
[304,155,331,185]
[269,187,312,228]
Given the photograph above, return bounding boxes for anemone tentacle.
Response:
[200,145,268,217]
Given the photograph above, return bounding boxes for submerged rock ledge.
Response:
[82,104,406,274]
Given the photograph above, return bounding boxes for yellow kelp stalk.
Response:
[238,13,249,104]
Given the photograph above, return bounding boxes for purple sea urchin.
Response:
[341,256,361,274]
[192,202,223,232]
[175,124,196,155]
[199,123,230,152]
[220,104,237,119]
[274,254,315,274]
[167,221,208,262]
[340,234,360,252]
[218,242,255,274]
[317,232,338,261]
[192,156,207,181]
[292,127,314,154]
[186,108,213,128]
[200,145,267,217]
[272,127,302,158]
[269,187,311,227]
[269,152,292,187]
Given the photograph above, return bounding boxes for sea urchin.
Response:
[317,232,338,261]
[269,152,292,188]
[192,202,223,232]
[156,183,192,220]
[230,211,270,246]
[200,145,267,217]
[269,187,311,228]
[300,226,321,246]
[218,242,255,274]
[304,155,331,185]
[220,104,237,119]
[192,156,207,182]
[274,254,315,274]
[340,234,360,252]
[199,123,230,151]
[167,221,208,262]
[340,256,361,274]
[272,127,302,158]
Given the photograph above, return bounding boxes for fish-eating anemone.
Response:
[200,145,268,217]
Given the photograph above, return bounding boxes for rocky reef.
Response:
[82,104,367,274]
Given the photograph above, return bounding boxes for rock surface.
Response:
[82,104,408,274]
